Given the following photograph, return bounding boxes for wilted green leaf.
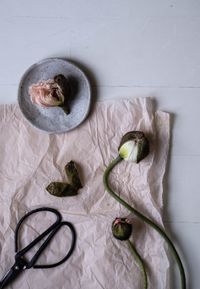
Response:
[65,161,82,190]
[46,160,82,197]
[46,182,78,197]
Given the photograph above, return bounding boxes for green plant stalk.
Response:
[103,156,186,289]
[127,240,148,289]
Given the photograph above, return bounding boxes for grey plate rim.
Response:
[17,57,92,134]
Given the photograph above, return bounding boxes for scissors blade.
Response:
[0,259,26,289]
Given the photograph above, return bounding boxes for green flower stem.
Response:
[127,240,148,289]
[103,156,186,289]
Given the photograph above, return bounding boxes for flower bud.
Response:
[118,131,149,163]
[112,218,132,241]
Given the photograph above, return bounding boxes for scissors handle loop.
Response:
[15,207,76,269]
[0,207,76,289]
[15,207,62,253]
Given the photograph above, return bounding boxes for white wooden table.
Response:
[0,1,199,288]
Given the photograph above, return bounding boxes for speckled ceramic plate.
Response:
[18,58,91,133]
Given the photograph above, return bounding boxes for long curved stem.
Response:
[103,156,186,289]
[127,240,148,289]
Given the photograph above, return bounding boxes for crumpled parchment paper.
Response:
[0,97,170,289]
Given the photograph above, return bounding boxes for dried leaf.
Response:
[46,182,78,197]
[54,74,71,115]
[46,161,83,197]
[65,161,82,190]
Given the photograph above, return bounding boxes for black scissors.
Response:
[0,207,76,289]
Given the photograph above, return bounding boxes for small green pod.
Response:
[112,218,132,241]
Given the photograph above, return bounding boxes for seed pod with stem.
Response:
[103,131,186,289]
[112,217,148,289]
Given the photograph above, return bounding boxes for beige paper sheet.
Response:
[0,98,170,289]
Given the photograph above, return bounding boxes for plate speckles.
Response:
[18,58,91,133]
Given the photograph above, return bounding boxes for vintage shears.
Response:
[0,207,76,289]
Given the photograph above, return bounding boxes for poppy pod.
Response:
[112,218,132,241]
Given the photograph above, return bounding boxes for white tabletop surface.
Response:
[0,1,199,288]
